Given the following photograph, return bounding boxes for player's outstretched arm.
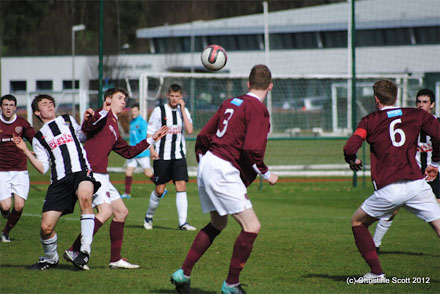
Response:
[152,125,168,141]
[13,134,45,174]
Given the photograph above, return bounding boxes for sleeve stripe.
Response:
[354,128,367,140]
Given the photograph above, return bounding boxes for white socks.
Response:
[146,190,161,218]
[373,219,393,247]
[80,214,95,254]
[41,233,59,262]
[176,192,188,226]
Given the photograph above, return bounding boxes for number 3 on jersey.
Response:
[389,118,406,147]
[216,108,234,137]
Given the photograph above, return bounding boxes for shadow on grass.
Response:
[125,225,179,231]
[0,264,107,271]
[149,288,216,294]
[378,250,440,257]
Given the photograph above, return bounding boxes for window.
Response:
[357,30,386,47]
[10,81,26,92]
[181,36,204,52]
[270,33,295,49]
[207,35,238,51]
[321,31,347,48]
[63,80,80,90]
[383,28,411,46]
[293,32,318,49]
[236,35,261,50]
[414,26,440,44]
[36,80,53,91]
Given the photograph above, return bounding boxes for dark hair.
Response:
[373,80,397,106]
[168,84,182,94]
[249,64,272,90]
[131,104,140,110]
[104,87,129,100]
[31,94,56,122]
[416,88,435,104]
[0,94,17,106]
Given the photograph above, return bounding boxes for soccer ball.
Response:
[201,45,227,71]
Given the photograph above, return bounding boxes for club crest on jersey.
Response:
[386,109,402,118]
[230,98,243,106]
[15,126,23,133]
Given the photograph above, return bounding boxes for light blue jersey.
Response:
[130,116,150,158]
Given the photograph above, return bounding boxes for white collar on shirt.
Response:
[0,113,17,124]
[246,92,262,102]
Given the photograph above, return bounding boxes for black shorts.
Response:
[153,158,189,185]
[43,170,101,215]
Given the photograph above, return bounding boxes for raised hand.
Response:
[152,125,168,141]
[13,134,27,152]
[83,108,95,121]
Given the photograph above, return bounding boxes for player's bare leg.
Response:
[428,218,440,237]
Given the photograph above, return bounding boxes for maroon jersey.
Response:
[82,109,150,173]
[0,115,35,171]
[196,93,270,187]
[344,107,440,190]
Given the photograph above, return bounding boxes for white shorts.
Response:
[0,171,30,201]
[197,151,252,216]
[362,179,440,222]
[126,156,151,169]
[92,173,121,208]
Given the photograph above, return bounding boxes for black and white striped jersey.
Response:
[147,104,192,160]
[416,116,440,173]
[33,115,90,182]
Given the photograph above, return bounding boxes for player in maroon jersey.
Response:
[64,88,167,269]
[0,94,35,242]
[373,88,440,253]
[343,80,440,283]
[170,65,278,294]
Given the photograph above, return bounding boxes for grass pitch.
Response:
[0,173,439,294]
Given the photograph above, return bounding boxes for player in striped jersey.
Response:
[14,94,100,270]
[373,88,440,253]
[64,88,167,269]
[344,81,440,283]
[0,94,35,243]
[143,84,196,231]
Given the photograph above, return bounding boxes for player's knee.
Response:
[244,221,261,234]
[14,202,24,211]
[40,224,54,237]
[113,207,128,221]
